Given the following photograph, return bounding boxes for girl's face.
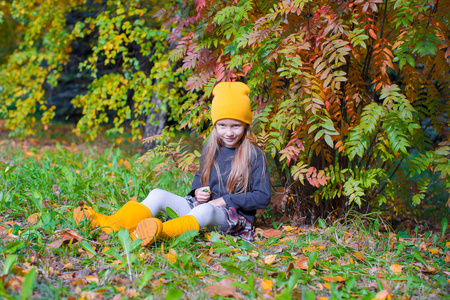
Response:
[215,118,246,148]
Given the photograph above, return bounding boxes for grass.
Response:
[0,124,449,299]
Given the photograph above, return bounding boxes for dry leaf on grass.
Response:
[204,278,242,298]
[294,257,308,270]
[389,264,403,275]
[322,276,347,282]
[264,255,277,265]
[374,289,391,300]
[263,229,283,238]
[27,213,41,225]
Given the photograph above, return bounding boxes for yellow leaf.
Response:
[261,279,273,290]
[85,275,99,284]
[108,162,113,168]
[353,251,366,261]
[204,233,211,240]
[323,283,331,290]
[389,264,403,275]
[283,226,293,232]
[322,276,346,282]
[428,248,441,255]
[165,253,177,263]
[446,241,450,247]
[264,255,277,265]
[116,138,122,144]
[25,151,35,157]
[445,253,450,263]
[320,297,328,300]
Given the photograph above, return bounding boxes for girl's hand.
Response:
[195,186,211,203]
[209,198,227,207]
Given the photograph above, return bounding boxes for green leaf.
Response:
[0,240,24,254]
[118,228,133,280]
[221,263,248,279]
[171,230,198,247]
[79,240,97,257]
[165,288,183,299]
[166,207,179,219]
[441,218,448,237]
[318,218,326,229]
[20,267,36,300]
[307,251,318,273]
[138,267,153,291]
[412,249,427,266]
[2,254,18,275]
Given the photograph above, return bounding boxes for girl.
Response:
[74,81,271,245]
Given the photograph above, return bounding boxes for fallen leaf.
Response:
[264,255,277,265]
[445,252,450,263]
[353,251,366,261]
[263,229,283,238]
[322,276,346,282]
[80,291,97,300]
[48,239,64,249]
[261,279,273,290]
[374,289,390,300]
[286,262,294,275]
[428,248,441,255]
[443,271,450,276]
[389,264,403,275]
[204,278,241,298]
[165,253,177,264]
[283,226,293,232]
[85,275,99,284]
[57,229,83,243]
[323,283,331,290]
[294,257,308,270]
[248,250,259,258]
[27,213,41,225]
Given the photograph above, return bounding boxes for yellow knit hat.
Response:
[211,82,252,125]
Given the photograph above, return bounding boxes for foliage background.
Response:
[0,0,449,222]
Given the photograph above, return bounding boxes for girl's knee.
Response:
[191,203,215,215]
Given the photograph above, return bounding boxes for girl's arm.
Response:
[208,197,227,206]
[222,150,271,211]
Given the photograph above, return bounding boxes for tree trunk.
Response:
[142,91,167,151]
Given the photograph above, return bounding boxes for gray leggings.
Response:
[141,189,228,231]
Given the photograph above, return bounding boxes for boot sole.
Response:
[135,218,163,246]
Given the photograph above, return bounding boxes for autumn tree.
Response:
[148,0,450,223]
[0,0,188,144]
[1,0,449,223]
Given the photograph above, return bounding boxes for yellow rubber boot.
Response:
[135,215,199,246]
[160,215,200,239]
[74,201,152,234]
[134,218,163,246]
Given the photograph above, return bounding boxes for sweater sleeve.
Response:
[188,169,202,197]
[222,150,271,211]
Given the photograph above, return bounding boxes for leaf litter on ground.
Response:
[0,128,449,299]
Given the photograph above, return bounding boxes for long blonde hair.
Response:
[200,126,261,194]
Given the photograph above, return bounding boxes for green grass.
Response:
[0,138,449,299]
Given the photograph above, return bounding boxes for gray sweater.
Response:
[189,145,271,223]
